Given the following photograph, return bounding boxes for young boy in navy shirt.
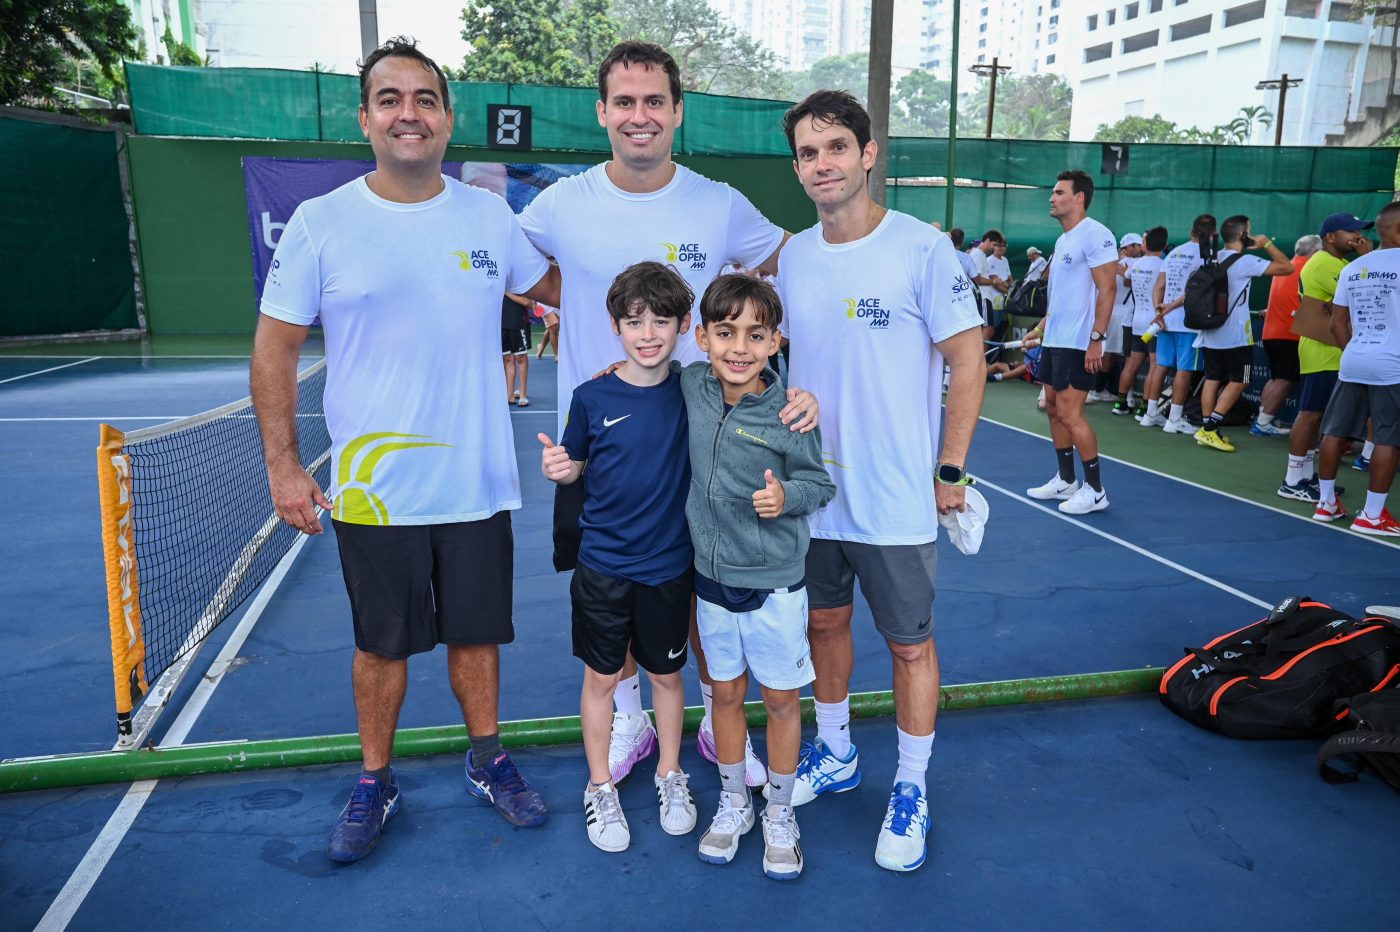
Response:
[538,261,698,852]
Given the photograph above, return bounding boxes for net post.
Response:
[96,424,149,737]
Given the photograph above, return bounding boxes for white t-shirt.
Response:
[260,175,548,526]
[1112,255,1136,329]
[1044,217,1118,349]
[1128,254,1165,334]
[777,211,982,545]
[519,163,784,434]
[1332,249,1400,385]
[1025,255,1048,282]
[957,250,981,292]
[987,253,1012,307]
[1160,241,1207,332]
[969,247,996,303]
[1194,249,1270,350]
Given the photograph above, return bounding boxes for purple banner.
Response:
[242,157,588,309]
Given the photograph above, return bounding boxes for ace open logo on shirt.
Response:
[843,296,890,328]
[661,242,708,270]
[450,249,500,278]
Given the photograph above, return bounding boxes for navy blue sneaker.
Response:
[466,751,549,827]
[328,771,400,863]
[1353,454,1371,472]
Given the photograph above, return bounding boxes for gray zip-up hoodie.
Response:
[679,362,837,589]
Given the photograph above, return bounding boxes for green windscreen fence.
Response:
[0,111,140,338]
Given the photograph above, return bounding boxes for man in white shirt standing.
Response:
[1149,214,1216,434]
[1094,232,1144,403]
[774,90,984,872]
[519,41,807,789]
[1023,170,1119,514]
[1311,200,1400,536]
[1192,215,1292,453]
[1025,246,1048,282]
[251,38,562,863]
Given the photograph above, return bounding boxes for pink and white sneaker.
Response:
[608,712,657,785]
[696,724,768,787]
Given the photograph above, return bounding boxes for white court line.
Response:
[979,415,1399,550]
[35,529,316,932]
[975,476,1274,611]
[0,357,99,385]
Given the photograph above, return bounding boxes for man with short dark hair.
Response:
[1116,226,1167,417]
[1149,214,1215,435]
[1023,169,1119,515]
[252,37,562,863]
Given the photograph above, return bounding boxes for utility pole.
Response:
[946,0,960,228]
[359,0,379,62]
[868,0,894,205]
[1256,74,1302,146]
[969,57,1011,138]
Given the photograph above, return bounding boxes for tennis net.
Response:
[96,359,330,749]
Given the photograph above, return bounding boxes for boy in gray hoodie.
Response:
[680,274,836,880]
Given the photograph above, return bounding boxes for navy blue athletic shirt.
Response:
[561,370,692,586]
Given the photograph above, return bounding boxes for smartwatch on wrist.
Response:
[1089,330,1107,343]
[935,462,972,486]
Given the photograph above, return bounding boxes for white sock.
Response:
[1362,440,1376,459]
[614,673,643,718]
[1170,403,1184,422]
[1319,478,1337,506]
[1365,490,1388,520]
[1147,399,1161,417]
[699,682,714,733]
[1285,455,1307,485]
[1257,412,1275,427]
[814,698,851,759]
[1304,450,1317,481]
[1126,390,1137,407]
[894,728,934,794]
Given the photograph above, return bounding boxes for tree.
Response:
[1094,107,1275,145]
[161,25,207,67]
[785,52,870,104]
[892,70,949,136]
[456,0,618,86]
[0,0,138,107]
[611,0,788,99]
[1092,114,1186,143]
[959,73,1072,140]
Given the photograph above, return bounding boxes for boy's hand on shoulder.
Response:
[538,433,575,483]
[780,387,820,433]
[591,360,626,379]
[753,468,785,518]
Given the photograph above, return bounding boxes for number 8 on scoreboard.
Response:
[487,104,532,151]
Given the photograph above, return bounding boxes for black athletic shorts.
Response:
[1299,370,1339,413]
[570,562,693,675]
[1127,332,1154,356]
[1036,346,1096,392]
[501,326,531,355]
[1263,339,1301,382]
[333,512,514,660]
[1202,346,1253,384]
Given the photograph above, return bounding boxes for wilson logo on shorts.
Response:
[660,242,707,270]
[842,297,889,328]
[335,431,454,525]
[450,250,500,278]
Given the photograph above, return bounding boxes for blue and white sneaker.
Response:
[874,781,931,872]
[327,771,400,863]
[1353,454,1371,472]
[769,737,860,807]
[1277,478,1319,502]
[466,750,549,827]
[1249,421,1288,437]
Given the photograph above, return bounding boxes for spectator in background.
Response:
[1253,234,1321,436]
[1278,213,1373,502]
[949,228,986,325]
[536,303,560,360]
[1118,226,1167,418]
[1151,214,1216,435]
[988,238,1014,312]
[502,292,534,406]
[970,229,1006,341]
[1093,232,1144,403]
[1025,246,1048,283]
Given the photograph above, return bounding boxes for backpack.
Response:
[1159,595,1400,739]
[1182,248,1245,331]
[1317,689,1400,793]
[1005,275,1048,319]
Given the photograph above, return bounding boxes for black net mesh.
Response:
[121,361,329,686]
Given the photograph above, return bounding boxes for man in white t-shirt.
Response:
[1148,214,1216,434]
[775,90,985,872]
[1095,232,1144,403]
[1192,215,1292,453]
[1022,170,1119,515]
[987,237,1013,335]
[1312,200,1400,536]
[251,40,562,863]
[519,41,809,790]
[969,231,1004,339]
[1119,226,1167,419]
[1025,247,1048,282]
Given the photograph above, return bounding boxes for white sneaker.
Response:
[761,804,803,880]
[583,782,630,853]
[607,712,657,785]
[697,725,768,788]
[1138,410,1166,428]
[1058,484,1109,515]
[768,737,861,807]
[1090,390,1117,402]
[1026,474,1079,501]
[1084,391,1099,404]
[875,782,930,872]
[654,770,697,835]
[697,790,755,864]
[1162,417,1195,435]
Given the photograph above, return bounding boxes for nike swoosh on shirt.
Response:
[603,415,631,427]
[667,646,686,659]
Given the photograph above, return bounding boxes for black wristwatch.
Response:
[935,462,972,486]
[1089,330,1107,343]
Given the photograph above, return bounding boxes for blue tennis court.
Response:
[2,347,1398,930]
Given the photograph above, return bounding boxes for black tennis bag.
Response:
[1317,689,1400,792]
[1159,595,1400,739]
[1005,276,1047,318]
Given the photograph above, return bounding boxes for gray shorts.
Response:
[1321,380,1400,446]
[805,539,937,645]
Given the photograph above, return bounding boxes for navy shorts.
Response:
[1298,370,1339,413]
